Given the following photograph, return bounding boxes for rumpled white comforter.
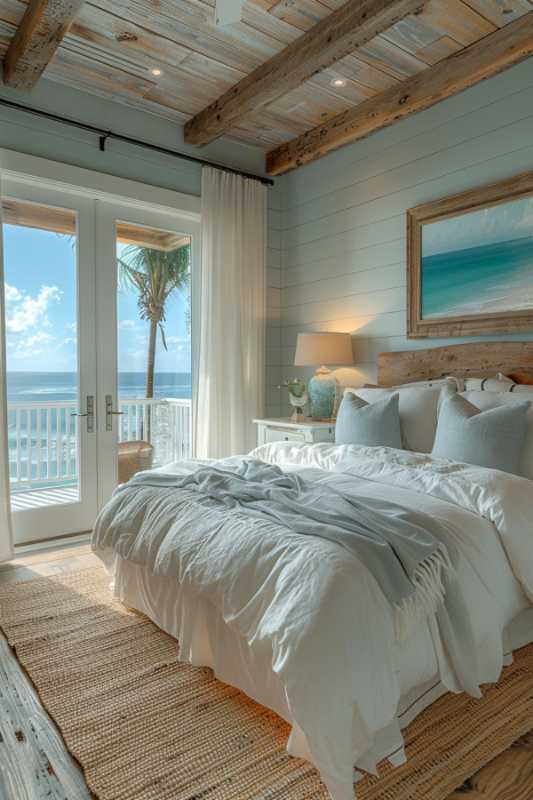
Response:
[93,443,533,800]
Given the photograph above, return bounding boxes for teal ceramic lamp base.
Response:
[309,367,337,420]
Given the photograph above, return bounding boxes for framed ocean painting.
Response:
[407,171,533,338]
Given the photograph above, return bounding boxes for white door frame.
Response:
[95,201,200,509]
[1,149,201,540]
[0,148,201,220]
[2,177,99,543]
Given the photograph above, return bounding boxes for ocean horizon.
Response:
[421,235,533,319]
[7,371,192,484]
[7,371,192,404]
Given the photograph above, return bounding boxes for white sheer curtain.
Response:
[0,170,13,561]
[194,167,267,458]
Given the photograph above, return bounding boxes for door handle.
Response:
[70,395,95,433]
[106,394,124,431]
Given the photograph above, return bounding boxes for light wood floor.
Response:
[0,544,531,800]
[0,542,99,800]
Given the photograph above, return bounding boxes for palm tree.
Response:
[118,244,190,399]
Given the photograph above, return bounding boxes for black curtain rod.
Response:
[0,97,274,187]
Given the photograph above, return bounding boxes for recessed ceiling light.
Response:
[331,78,346,88]
[150,67,163,77]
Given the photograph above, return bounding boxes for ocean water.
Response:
[421,235,533,319]
[7,372,192,403]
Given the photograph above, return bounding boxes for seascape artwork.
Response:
[420,195,533,320]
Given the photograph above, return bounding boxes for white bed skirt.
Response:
[112,555,533,780]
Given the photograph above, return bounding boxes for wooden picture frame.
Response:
[407,170,533,338]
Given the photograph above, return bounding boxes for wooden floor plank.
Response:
[0,543,93,571]
[0,631,91,800]
[0,553,101,585]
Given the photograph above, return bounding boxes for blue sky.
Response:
[423,195,533,257]
[3,224,191,374]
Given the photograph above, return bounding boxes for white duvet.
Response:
[93,443,533,800]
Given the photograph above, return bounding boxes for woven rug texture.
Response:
[0,565,532,800]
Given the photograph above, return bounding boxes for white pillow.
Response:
[393,377,462,391]
[463,375,515,393]
[509,383,533,395]
[362,377,464,390]
[345,383,455,453]
[461,390,533,480]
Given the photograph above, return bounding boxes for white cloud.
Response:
[166,336,190,346]
[25,332,56,347]
[11,331,56,359]
[119,319,136,330]
[5,284,21,303]
[6,285,61,334]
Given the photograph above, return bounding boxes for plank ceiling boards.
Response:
[0,0,532,168]
[3,0,86,88]
[183,0,429,146]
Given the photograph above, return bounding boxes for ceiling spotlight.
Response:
[150,67,163,77]
[331,78,346,88]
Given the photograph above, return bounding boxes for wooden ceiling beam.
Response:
[3,0,85,89]
[184,0,428,146]
[266,10,533,175]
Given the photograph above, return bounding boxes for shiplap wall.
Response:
[278,58,533,391]
[0,78,282,417]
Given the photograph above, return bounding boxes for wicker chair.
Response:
[118,440,154,484]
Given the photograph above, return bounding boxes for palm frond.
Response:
[117,242,191,382]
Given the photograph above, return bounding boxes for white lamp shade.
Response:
[294,332,354,367]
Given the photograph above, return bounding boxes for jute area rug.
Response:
[0,566,532,800]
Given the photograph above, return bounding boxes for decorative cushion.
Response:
[335,392,402,448]
[460,390,533,479]
[362,377,462,390]
[462,374,515,393]
[508,382,533,395]
[432,393,531,475]
[344,382,457,453]
[394,377,465,391]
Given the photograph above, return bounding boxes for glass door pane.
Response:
[2,187,98,544]
[115,222,192,485]
[3,200,80,508]
[95,201,199,507]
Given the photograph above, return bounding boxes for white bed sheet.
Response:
[105,442,533,791]
[113,556,533,780]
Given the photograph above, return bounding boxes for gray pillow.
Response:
[432,393,531,474]
[335,392,402,448]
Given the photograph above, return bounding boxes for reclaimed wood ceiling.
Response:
[0,0,532,163]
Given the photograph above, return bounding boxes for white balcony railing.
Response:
[8,397,192,491]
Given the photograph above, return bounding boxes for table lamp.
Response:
[294,332,354,420]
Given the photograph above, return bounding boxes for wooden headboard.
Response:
[377,342,533,387]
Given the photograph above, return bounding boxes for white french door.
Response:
[1,165,199,545]
[2,178,98,544]
[95,201,199,510]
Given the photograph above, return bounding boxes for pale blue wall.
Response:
[278,58,533,388]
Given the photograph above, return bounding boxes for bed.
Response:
[92,342,533,800]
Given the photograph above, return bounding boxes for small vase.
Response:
[309,367,336,420]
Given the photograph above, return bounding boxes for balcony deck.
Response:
[11,485,80,512]
[8,397,191,511]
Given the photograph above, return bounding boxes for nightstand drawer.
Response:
[264,428,306,444]
[254,418,335,448]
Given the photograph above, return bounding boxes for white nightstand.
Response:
[253,418,335,447]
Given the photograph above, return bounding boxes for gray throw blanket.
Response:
[121,458,480,697]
